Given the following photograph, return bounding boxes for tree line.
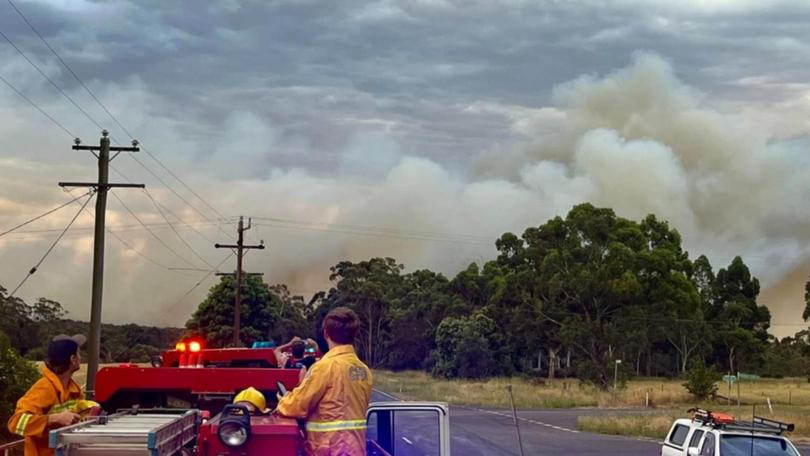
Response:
[4,202,810,440]
[188,203,810,389]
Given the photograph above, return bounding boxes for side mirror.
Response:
[688,447,700,456]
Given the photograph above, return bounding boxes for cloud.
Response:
[3,2,810,337]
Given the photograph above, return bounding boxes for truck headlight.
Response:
[218,421,249,447]
[218,404,251,447]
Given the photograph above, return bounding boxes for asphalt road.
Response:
[371,391,810,455]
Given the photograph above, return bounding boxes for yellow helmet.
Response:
[76,400,102,417]
[233,387,266,412]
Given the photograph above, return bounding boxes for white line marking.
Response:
[462,406,583,434]
[372,389,402,401]
[402,436,413,445]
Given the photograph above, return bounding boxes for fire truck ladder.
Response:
[49,410,200,456]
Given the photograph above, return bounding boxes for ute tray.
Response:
[49,409,199,456]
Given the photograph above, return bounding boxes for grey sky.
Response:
[1,0,810,336]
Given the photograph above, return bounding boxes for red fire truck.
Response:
[43,340,451,456]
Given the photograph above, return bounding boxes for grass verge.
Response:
[373,370,810,410]
[577,407,810,440]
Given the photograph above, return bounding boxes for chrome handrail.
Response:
[0,439,23,456]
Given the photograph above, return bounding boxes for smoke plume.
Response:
[2,53,809,337]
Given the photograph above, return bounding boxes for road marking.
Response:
[373,389,402,401]
[462,407,582,434]
[402,436,413,445]
[373,389,663,443]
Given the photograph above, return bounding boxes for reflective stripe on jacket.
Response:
[7,366,83,456]
[276,344,372,456]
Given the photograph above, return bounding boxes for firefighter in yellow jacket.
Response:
[276,307,372,456]
[7,335,91,456]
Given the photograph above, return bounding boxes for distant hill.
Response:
[27,320,185,363]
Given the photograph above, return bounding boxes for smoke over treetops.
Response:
[2,53,808,337]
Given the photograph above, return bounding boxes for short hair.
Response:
[322,307,360,345]
[291,340,306,358]
[46,339,79,374]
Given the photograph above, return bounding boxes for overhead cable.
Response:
[143,187,215,269]
[0,28,103,131]
[109,190,200,269]
[172,252,235,307]
[6,0,233,232]
[9,191,94,297]
[0,189,94,238]
[0,72,75,137]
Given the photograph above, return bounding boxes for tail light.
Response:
[176,342,186,352]
[189,341,201,352]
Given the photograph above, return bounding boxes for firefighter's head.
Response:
[46,334,85,375]
[322,307,360,346]
[291,340,306,358]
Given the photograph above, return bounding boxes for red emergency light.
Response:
[174,339,205,367]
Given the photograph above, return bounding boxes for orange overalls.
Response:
[7,366,84,456]
[277,344,373,456]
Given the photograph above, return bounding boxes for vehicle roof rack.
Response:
[689,408,794,435]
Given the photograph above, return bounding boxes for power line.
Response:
[64,188,200,276]
[0,72,75,138]
[172,252,235,308]
[124,155,237,240]
[5,220,218,236]
[253,221,493,245]
[9,191,94,297]
[0,28,103,132]
[109,165,234,254]
[143,188,214,269]
[5,0,234,233]
[251,216,492,242]
[1,15,218,264]
[0,189,94,238]
[108,190,200,269]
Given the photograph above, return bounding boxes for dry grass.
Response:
[578,407,810,440]
[578,413,677,439]
[373,371,810,410]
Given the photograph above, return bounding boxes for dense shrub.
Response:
[0,331,39,443]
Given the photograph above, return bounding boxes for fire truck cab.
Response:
[49,342,452,456]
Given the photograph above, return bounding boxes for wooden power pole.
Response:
[215,216,264,346]
[59,130,142,399]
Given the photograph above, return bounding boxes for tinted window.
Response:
[689,430,705,448]
[720,436,798,456]
[700,433,715,456]
[669,424,690,446]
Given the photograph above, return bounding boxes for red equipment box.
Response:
[197,413,304,455]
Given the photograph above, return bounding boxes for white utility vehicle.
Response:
[661,408,801,456]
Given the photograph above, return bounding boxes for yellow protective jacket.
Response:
[276,344,372,456]
[7,366,84,456]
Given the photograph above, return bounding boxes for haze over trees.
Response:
[2,202,809,420]
[187,203,798,389]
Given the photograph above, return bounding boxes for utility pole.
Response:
[59,130,143,399]
[215,216,264,346]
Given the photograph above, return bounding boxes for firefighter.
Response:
[275,337,318,369]
[7,335,87,456]
[275,307,372,456]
